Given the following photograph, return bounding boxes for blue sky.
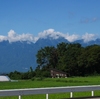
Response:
[0,0,100,42]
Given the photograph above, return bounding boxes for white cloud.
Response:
[82,33,96,42]
[38,29,98,42]
[38,29,64,39]
[0,35,7,42]
[0,30,38,43]
[38,29,79,42]
[64,34,79,42]
[8,30,38,43]
[0,29,98,43]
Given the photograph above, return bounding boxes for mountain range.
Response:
[0,36,100,73]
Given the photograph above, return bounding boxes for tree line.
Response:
[36,42,100,77]
[8,42,100,79]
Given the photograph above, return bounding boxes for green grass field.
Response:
[0,76,100,99]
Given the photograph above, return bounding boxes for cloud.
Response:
[8,30,39,43]
[38,29,98,42]
[38,29,64,39]
[0,35,7,42]
[0,30,38,43]
[38,29,79,42]
[82,33,96,42]
[0,29,98,43]
[64,34,79,42]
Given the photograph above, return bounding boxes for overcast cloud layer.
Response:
[0,29,97,43]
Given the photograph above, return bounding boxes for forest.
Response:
[8,42,100,79]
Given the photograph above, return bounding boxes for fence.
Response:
[0,85,100,99]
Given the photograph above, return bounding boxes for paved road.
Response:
[62,97,100,99]
[80,97,100,99]
[76,97,100,99]
[84,97,100,99]
[61,96,100,99]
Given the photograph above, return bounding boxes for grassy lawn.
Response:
[0,76,100,99]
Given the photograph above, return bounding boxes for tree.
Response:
[64,43,82,76]
[9,71,22,79]
[57,42,68,71]
[27,67,36,79]
[36,46,58,77]
[85,45,100,75]
[36,42,100,77]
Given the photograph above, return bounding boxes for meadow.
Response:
[0,76,100,99]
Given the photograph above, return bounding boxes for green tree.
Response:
[85,45,100,75]
[36,46,58,77]
[36,42,100,77]
[57,42,68,71]
[78,44,100,76]
[65,43,82,76]
[9,71,22,79]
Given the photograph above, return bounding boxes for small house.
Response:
[50,69,67,78]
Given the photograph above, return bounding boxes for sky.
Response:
[0,0,100,43]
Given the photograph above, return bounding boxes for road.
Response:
[61,96,100,99]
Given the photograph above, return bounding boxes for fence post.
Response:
[46,93,48,99]
[19,95,21,99]
[70,92,73,98]
[91,91,94,96]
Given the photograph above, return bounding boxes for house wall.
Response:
[51,70,67,78]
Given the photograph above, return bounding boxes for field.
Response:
[0,76,100,99]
